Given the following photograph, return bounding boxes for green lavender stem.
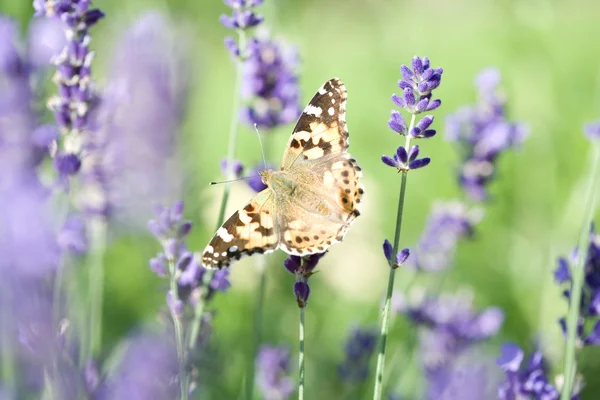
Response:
[188,29,247,350]
[246,259,268,400]
[373,115,416,400]
[166,254,189,400]
[88,218,107,357]
[561,143,600,399]
[298,306,306,400]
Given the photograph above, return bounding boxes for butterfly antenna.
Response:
[254,123,268,170]
[210,176,251,185]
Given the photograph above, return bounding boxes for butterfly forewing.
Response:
[281,78,348,168]
[202,190,278,269]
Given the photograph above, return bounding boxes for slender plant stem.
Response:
[298,306,305,400]
[0,287,16,396]
[246,258,268,400]
[561,144,600,399]
[373,115,416,400]
[167,254,189,400]
[88,218,107,357]
[188,29,247,350]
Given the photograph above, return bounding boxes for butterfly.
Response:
[202,78,364,269]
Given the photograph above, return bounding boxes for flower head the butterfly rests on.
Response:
[201,78,364,269]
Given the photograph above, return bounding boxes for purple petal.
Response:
[381,155,399,168]
[396,248,409,265]
[395,146,408,164]
[496,343,524,372]
[554,257,571,283]
[382,239,393,261]
[407,145,420,162]
[408,157,431,170]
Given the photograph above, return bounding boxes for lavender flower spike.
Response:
[392,56,443,116]
[35,0,105,174]
[284,253,325,307]
[381,145,431,172]
[241,30,301,129]
[338,327,377,382]
[221,0,264,59]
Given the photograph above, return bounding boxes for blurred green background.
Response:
[4,0,600,398]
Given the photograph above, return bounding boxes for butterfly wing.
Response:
[276,78,364,255]
[202,189,278,269]
[281,78,349,168]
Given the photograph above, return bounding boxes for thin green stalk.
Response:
[188,29,247,350]
[246,259,268,400]
[298,306,305,400]
[1,289,16,396]
[561,144,600,399]
[88,218,107,357]
[167,254,189,400]
[373,115,416,400]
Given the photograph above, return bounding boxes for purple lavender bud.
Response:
[176,221,192,239]
[398,80,412,90]
[589,289,600,316]
[294,281,310,307]
[388,110,407,135]
[284,256,301,274]
[176,251,193,271]
[425,99,441,111]
[585,321,600,345]
[396,248,409,265]
[400,64,414,81]
[412,56,424,75]
[149,254,168,277]
[210,269,231,292]
[303,253,325,271]
[167,291,183,317]
[391,93,406,109]
[219,14,236,29]
[58,215,88,255]
[381,155,398,168]
[496,343,523,372]
[554,257,571,283]
[395,146,408,164]
[417,115,434,131]
[415,98,430,113]
[83,9,105,26]
[220,0,263,31]
[584,120,600,141]
[408,157,430,170]
[147,220,164,239]
[54,153,81,176]
[407,145,420,162]
[224,36,240,58]
[247,164,270,193]
[403,87,416,106]
[255,345,294,400]
[84,360,100,393]
[382,239,393,261]
[170,200,184,222]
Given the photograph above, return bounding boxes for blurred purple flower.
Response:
[27,18,66,68]
[247,162,276,192]
[58,215,88,254]
[425,359,495,400]
[338,327,377,382]
[240,31,301,129]
[100,333,178,400]
[445,67,528,201]
[80,12,187,222]
[554,223,600,346]
[221,158,245,179]
[496,344,580,400]
[284,253,325,307]
[149,201,230,308]
[255,344,294,400]
[584,120,600,141]
[407,201,483,271]
[397,290,503,368]
[35,0,104,175]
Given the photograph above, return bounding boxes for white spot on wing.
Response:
[229,245,238,252]
[304,104,323,116]
[328,107,335,116]
[205,245,214,254]
[217,227,234,243]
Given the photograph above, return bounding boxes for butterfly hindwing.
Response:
[202,190,278,269]
[281,78,348,168]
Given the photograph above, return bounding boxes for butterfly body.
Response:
[202,78,363,269]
